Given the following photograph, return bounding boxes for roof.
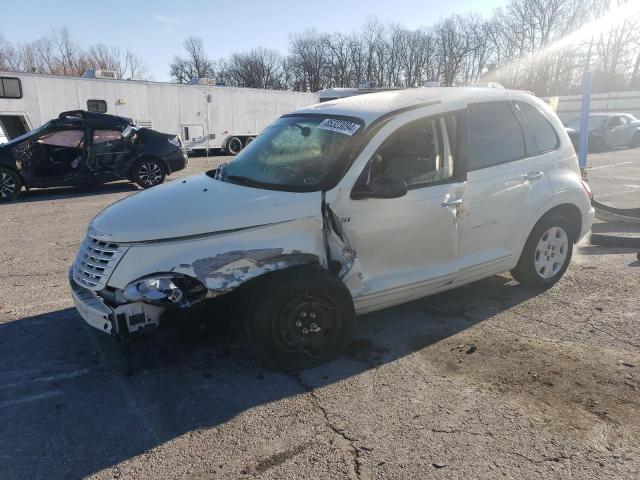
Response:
[296,87,537,126]
[54,110,133,128]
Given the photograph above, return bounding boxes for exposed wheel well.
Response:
[538,204,582,242]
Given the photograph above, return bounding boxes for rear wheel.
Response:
[133,158,166,189]
[511,213,574,289]
[226,137,243,155]
[0,167,22,201]
[245,267,355,371]
[244,136,255,147]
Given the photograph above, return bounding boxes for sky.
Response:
[0,0,507,81]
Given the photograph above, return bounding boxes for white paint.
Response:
[0,368,91,390]
[0,390,62,408]
[588,161,632,171]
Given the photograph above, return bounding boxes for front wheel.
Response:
[511,214,574,289]
[245,267,355,371]
[133,159,166,189]
[0,167,22,202]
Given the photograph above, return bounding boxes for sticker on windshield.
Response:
[318,118,361,136]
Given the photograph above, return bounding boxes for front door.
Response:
[329,111,464,312]
[15,127,86,186]
[87,128,131,176]
[606,116,631,147]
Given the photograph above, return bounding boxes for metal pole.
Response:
[205,89,210,167]
[578,71,592,176]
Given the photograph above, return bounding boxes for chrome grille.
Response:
[73,236,126,290]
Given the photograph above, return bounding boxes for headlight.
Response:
[123,275,205,307]
[168,135,181,147]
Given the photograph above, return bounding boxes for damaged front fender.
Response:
[107,218,327,297]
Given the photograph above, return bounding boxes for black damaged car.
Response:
[0,110,188,201]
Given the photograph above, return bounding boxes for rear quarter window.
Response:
[516,101,559,153]
[467,101,525,170]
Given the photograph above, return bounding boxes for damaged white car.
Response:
[70,88,594,370]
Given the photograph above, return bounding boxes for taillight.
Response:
[580,178,593,200]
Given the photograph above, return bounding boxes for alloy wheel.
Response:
[0,171,17,198]
[138,162,163,186]
[534,226,569,279]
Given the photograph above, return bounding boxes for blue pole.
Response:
[578,71,592,171]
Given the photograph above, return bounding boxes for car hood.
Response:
[90,173,322,243]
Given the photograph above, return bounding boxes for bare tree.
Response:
[170,36,215,83]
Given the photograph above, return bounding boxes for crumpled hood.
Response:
[90,173,322,243]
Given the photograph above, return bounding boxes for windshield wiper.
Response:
[222,174,273,189]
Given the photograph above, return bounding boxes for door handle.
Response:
[525,171,544,181]
[442,198,464,208]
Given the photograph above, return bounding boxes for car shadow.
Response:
[0,274,538,479]
[10,181,140,203]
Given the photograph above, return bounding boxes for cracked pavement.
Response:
[0,151,639,479]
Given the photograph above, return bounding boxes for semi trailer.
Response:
[0,71,319,154]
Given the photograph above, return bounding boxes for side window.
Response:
[468,101,525,170]
[370,114,457,188]
[516,101,559,154]
[87,99,107,113]
[37,129,84,148]
[0,77,22,99]
[93,129,121,144]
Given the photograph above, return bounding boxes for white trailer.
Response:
[0,71,319,153]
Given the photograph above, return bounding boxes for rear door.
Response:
[88,128,131,174]
[456,100,555,281]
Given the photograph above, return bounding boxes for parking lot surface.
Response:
[1,150,639,479]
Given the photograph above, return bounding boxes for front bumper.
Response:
[69,270,166,335]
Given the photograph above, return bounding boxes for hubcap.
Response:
[534,226,569,279]
[138,162,162,186]
[273,292,337,357]
[1,172,16,198]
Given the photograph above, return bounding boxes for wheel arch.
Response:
[129,155,170,177]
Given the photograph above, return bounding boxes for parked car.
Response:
[0,110,188,201]
[70,88,594,370]
[565,113,640,153]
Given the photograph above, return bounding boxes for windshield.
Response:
[566,116,607,131]
[220,115,363,191]
[4,121,52,145]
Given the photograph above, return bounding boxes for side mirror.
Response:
[351,175,408,200]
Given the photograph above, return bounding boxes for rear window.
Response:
[467,101,525,170]
[0,77,22,99]
[516,101,559,153]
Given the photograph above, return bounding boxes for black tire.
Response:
[132,158,166,189]
[226,137,243,155]
[244,267,355,371]
[511,213,574,289]
[0,167,22,201]
[629,132,640,149]
[244,136,255,147]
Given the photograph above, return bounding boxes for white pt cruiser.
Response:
[70,88,594,370]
